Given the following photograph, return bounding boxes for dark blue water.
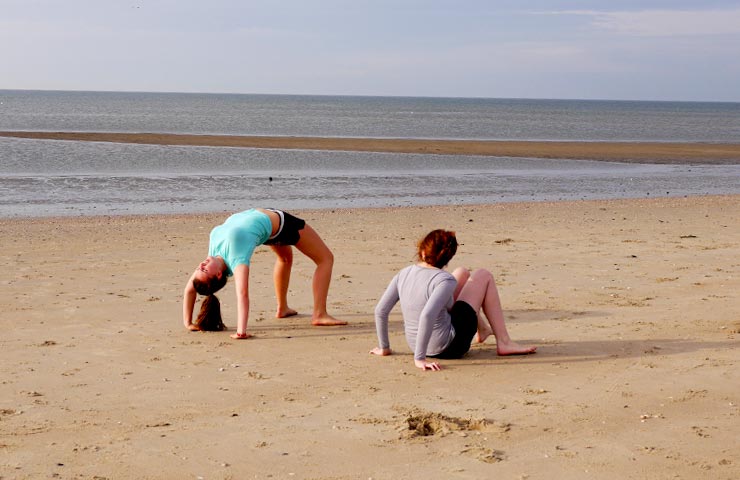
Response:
[1,90,739,217]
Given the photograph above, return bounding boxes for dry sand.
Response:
[1,196,738,479]
[2,131,740,163]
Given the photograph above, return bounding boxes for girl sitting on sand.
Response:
[182,208,346,339]
[371,229,536,371]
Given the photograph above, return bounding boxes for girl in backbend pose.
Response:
[183,208,346,339]
[371,229,535,371]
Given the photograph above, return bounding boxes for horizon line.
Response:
[1,88,738,105]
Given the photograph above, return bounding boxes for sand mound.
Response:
[402,408,493,438]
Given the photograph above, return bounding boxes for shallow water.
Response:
[2,138,738,217]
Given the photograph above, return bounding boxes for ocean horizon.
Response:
[4,89,740,142]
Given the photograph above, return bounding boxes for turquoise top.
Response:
[208,209,272,275]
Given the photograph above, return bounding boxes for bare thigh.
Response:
[452,267,470,301]
[294,225,333,264]
[455,269,491,312]
[269,244,293,263]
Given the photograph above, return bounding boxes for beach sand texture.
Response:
[1,196,738,479]
[1,131,740,163]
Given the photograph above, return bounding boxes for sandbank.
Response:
[1,131,740,163]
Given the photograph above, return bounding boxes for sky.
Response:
[2,0,740,101]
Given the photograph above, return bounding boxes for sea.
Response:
[1,90,739,218]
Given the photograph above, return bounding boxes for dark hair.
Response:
[417,229,458,268]
[194,295,226,331]
[192,274,227,296]
[192,274,227,332]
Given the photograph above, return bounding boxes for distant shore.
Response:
[1,131,739,164]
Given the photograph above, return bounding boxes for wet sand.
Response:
[1,196,738,478]
[1,131,739,163]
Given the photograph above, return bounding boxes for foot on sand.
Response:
[230,332,253,340]
[476,325,493,343]
[276,307,298,318]
[311,313,348,326]
[497,342,537,356]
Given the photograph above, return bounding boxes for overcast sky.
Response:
[2,1,739,101]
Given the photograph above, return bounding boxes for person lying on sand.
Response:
[371,229,536,371]
[182,208,346,339]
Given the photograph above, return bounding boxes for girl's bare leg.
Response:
[452,267,492,343]
[451,267,470,301]
[456,269,536,355]
[294,225,347,326]
[270,245,298,318]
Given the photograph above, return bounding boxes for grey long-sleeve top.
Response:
[374,265,457,361]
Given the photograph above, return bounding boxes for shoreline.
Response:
[1,194,738,222]
[3,194,739,222]
[2,131,740,164]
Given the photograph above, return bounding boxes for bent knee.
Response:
[310,247,333,267]
[275,253,293,265]
[470,268,494,282]
[452,266,469,277]
[323,249,334,265]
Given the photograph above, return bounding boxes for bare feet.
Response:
[476,324,492,343]
[496,341,537,356]
[276,307,298,318]
[369,347,392,356]
[230,332,253,340]
[311,313,348,326]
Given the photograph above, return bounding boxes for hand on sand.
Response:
[311,313,348,326]
[230,332,253,340]
[415,359,442,371]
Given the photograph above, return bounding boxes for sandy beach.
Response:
[1,196,738,479]
[2,131,740,164]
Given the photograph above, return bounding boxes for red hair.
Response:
[417,229,458,268]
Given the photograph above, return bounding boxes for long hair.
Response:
[194,295,226,331]
[192,275,228,331]
[417,229,458,268]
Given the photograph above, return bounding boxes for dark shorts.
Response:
[263,210,306,246]
[429,301,478,359]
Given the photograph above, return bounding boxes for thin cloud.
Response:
[534,8,740,36]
